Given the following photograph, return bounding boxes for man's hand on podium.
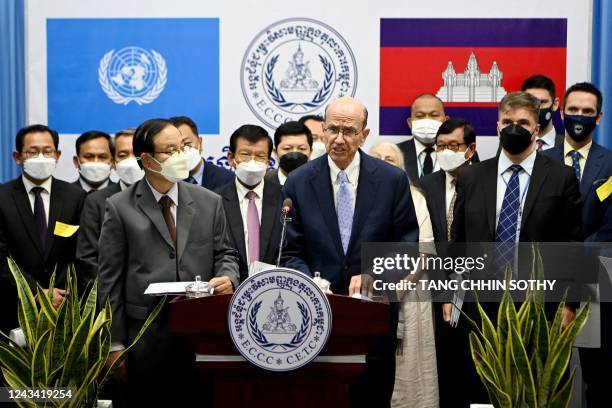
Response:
[348,274,373,299]
[210,276,233,295]
[108,350,128,382]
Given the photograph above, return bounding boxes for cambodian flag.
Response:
[380,18,567,136]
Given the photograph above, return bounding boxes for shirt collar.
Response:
[192,158,205,184]
[145,177,179,206]
[563,138,592,159]
[235,177,265,200]
[498,148,537,177]
[277,170,287,185]
[22,175,52,195]
[79,177,109,192]
[413,137,434,156]
[445,171,456,190]
[538,127,557,147]
[119,180,129,191]
[328,150,361,185]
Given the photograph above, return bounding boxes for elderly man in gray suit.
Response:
[98,118,239,406]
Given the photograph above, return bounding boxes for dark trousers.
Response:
[579,347,612,408]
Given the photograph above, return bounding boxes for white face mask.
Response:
[184,146,202,171]
[310,141,327,160]
[115,157,144,185]
[23,155,56,181]
[411,119,443,145]
[235,160,267,186]
[79,161,112,184]
[437,149,469,172]
[147,151,189,183]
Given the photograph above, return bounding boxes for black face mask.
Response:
[279,152,309,174]
[538,108,553,128]
[564,114,597,143]
[499,124,534,155]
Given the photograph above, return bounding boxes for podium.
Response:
[169,294,390,408]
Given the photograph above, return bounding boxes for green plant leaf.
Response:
[0,344,30,385]
[36,285,59,324]
[549,369,575,408]
[2,368,38,408]
[7,258,39,350]
[31,329,51,386]
[49,298,68,372]
[59,309,92,386]
[509,323,537,407]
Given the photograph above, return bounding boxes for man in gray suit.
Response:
[98,118,239,405]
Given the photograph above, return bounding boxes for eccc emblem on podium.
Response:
[228,268,332,372]
[98,46,167,106]
[241,18,357,128]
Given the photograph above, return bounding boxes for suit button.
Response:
[169,252,176,259]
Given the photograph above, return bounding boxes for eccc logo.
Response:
[228,268,332,372]
[98,46,167,106]
[241,18,357,128]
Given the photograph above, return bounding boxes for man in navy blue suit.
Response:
[543,82,612,406]
[281,97,419,407]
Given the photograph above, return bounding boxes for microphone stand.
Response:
[276,209,292,267]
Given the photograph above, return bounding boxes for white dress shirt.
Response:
[495,149,537,237]
[537,127,557,151]
[444,172,456,216]
[145,178,179,225]
[328,151,360,212]
[414,138,440,177]
[192,159,205,185]
[563,138,592,180]
[79,177,109,192]
[22,175,52,225]
[119,180,129,191]
[235,178,264,261]
[277,169,287,186]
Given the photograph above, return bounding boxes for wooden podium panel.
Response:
[170,294,390,407]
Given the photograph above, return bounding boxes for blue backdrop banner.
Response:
[592,0,612,149]
[47,18,220,134]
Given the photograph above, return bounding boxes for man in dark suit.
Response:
[169,115,234,190]
[522,74,564,151]
[281,97,419,407]
[76,128,142,285]
[72,130,116,193]
[543,82,612,406]
[0,124,86,332]
[397,94,479,181]
[265,121,312,187]
[414,118,477,408]
[450,92,582,406]
[216,125,282,282]
[98,119,239,405]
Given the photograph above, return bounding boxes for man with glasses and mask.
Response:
[281,97,419,407]
[169,115,235,191]
[215,125,282,282]
[450,92,582,405]
[98,118,239,405]
[0,125,86,333]
[72,130,115,193]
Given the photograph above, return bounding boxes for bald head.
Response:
[408,93,446,123]
[324,97,370,170]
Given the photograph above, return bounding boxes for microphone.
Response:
[276,198,293,267]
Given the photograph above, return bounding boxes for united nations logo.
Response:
[98,46,167,106]
[241,18,357,128]
[228,268,332,372]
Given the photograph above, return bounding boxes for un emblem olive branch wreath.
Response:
[265,54,334,110]
[249,300,310,351]
[98,49,167,106]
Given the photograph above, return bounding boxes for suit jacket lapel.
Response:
[12,180,45,256]
[433,172,449,240]
[176,183,195,262]
[404,140,419,181]
[259,181,279,260]
[521,154,549,229]
[580,144,603,195]
[349,153,379,252]
[483,158,498,239]
[44,179,65,259]
[135,180,174,249]
[310,159,344,257]
[221,184,248,264]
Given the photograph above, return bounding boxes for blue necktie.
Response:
[336,171,353,254]
[495,164,522,275]
[569,150,581,181]
[184,176,198,185]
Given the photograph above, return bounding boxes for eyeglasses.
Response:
[153,146,187,156]
[236,152,269,163]
[323,126,362,138]
[22,149,57,159]
[435,142,468,152]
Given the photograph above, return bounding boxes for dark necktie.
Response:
[422,147,434,176]
[536,139,545,152]
[159,195,177,249]
[32,187,48,250]
[184,176,198,185]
